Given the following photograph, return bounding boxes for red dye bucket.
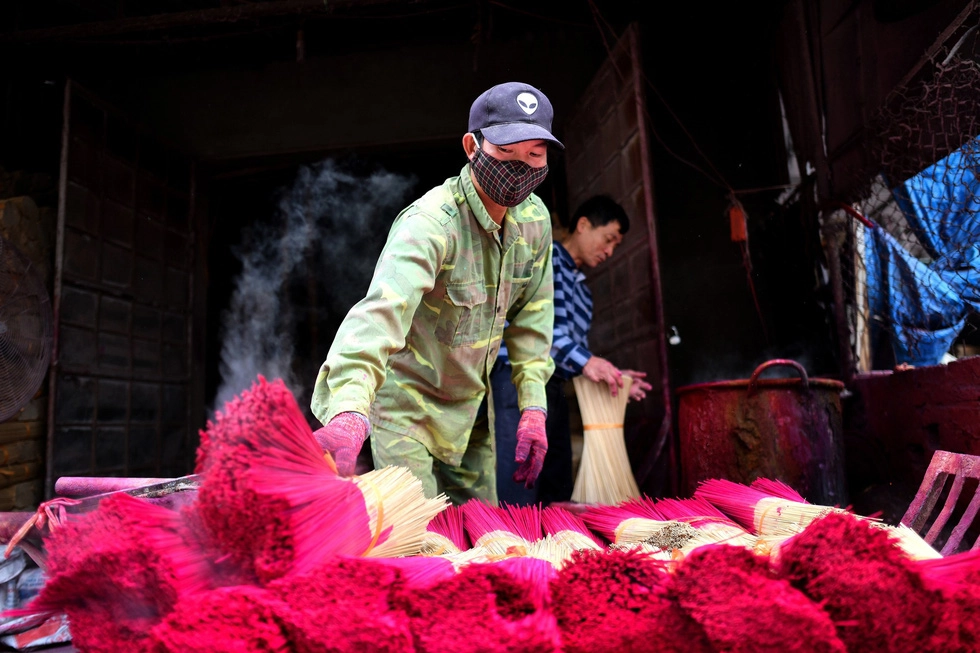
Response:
[676,359,846,506]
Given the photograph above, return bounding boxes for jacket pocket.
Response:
[436,282,490,348]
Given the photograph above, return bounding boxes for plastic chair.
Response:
[901,450,980,556]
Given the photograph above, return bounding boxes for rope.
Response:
[354,475,386,556]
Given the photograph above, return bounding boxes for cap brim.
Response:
[482,122,564,150]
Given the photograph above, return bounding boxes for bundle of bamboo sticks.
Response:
[355,465,449,558]
[570,375,640,505]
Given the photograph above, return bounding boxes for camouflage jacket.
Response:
[311,164,555,466]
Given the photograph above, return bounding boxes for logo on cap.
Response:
[516,92,539,115]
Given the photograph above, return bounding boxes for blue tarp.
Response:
[865,136,980,366]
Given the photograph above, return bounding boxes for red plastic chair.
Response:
[901,450,980,556]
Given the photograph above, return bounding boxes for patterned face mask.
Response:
[470,146,549,207]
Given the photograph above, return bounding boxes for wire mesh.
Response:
[0,235,54,422]
[833,18,980,370]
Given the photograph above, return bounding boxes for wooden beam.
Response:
[0,0,412,44]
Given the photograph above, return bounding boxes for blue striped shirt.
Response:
[499,241,593,379]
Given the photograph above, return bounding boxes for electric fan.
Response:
[0,235,54,423]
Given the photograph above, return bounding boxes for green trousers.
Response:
[371,413,497,506]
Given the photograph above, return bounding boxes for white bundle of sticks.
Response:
[571,375,640,505]
[354,465,449,558]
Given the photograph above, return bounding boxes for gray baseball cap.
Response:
[468,82,564,149]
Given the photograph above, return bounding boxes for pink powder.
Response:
[668,544,845,652]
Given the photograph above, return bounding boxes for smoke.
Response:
[213,158,416,413]
[684,344,819,387]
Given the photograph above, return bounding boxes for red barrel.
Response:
[676,359,846,506]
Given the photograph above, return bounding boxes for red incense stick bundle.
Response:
[774,511,939,652]
[653,497,758,551]
[654,496,729,521]
[916,549,980,650]
[541,505,603,551]
[668,544,846,652]
[266,557,415,653]
[618,495,666,519]
[490,556,558,611]
[502,503,543,542]
[580,500,698,556]
[695,478,843,536]
[391,561,561,653]
[148,585,292,653]
[194,376,379,583]
[15,493,215,652]
[551,548,711,653]
[750,477,807,502]
[374,554,458,589]
[580,499,667,543]
[461,500,528,558]
[698,478,938,559]
[422,503,469,555]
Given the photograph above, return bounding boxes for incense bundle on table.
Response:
[372,555,458,589]
[502,503,544,542]
[668,544,846,653]
[749,477,807,501]
[541,506,603,555]
[525,535,573,568]
[654,497,762,554]
[422,503,493,570]
[420,504,468,556]
[551,548,710,653]
[16,493,216,653]
[581,500,699,556]
[491,556,558,611]
[774,510,940,652]
[916,549,980,649]
[868,521,941,560]
[265,557,416,653]
[148,585,292,653]
[754,478,941,560]
[695,478,848,537]
[461,500,530,559]
[571,375,640,505]
[700,477,940,560]
[195,378,377,582]
[391,561,562,653]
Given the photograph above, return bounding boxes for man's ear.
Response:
[574,216,590,234]
[462,133,479,160]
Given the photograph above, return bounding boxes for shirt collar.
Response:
[459,164,501,234]
[553,241,587,282]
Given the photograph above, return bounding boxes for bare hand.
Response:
[582,356,623,396]
[620,369,653,402]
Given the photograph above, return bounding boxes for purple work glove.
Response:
[313,412,369,477]
[513,408,548,488]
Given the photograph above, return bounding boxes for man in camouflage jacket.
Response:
[310,82,562,504]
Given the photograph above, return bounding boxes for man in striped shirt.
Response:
[493,195,652,505]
